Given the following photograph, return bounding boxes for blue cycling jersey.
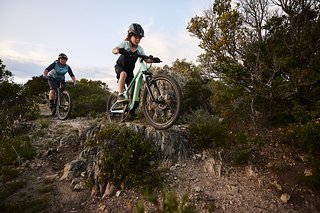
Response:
[46,60,74,80]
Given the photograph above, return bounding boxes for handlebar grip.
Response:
[152,57,162,63]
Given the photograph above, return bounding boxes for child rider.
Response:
[112,23,147,103]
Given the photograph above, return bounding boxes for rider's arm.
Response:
[43,62,55,76]
[112,41,128,54]
[112,47,120,54]
[67,67,76,82]
[138,47,153,63]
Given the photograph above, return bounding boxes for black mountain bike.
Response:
[45,76,73,120]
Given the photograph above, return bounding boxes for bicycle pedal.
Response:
[112,104,127,110]
[112,106,124,110]
[116,99,129,103]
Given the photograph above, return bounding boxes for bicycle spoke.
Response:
[143,74,182,129]
[57,91,72,120]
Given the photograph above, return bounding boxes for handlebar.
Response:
[42,75,76,86]
[138,54,162,63]
[118,48,162,63]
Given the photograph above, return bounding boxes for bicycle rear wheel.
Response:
[106,91,128,123]
[142,73,182,130]
[57,91,72,120]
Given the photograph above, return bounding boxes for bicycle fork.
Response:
[144,76,162,103]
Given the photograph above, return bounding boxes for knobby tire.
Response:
[57,91,72,120]
[142,73,182,130]
[106,91,128,123]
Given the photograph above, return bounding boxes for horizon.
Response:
[0,0,211,90]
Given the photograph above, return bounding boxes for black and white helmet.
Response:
[128,23,144,37]
[58,53,68,60]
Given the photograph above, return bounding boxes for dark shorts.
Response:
[115,65,134,85]
[48,78,66,91]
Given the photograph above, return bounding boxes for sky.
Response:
[0,0,211,90]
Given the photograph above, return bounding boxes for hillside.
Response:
[1,112,319,212]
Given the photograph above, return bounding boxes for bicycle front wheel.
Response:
[142,73,182,130]
[57,91,72,120]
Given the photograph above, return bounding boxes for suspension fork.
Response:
[56,83,64,106]
[144,72,161,103]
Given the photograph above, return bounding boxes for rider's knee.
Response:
[50,89,57,96]
[120,71,127,78]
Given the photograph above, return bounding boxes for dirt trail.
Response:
[3,111,320,212]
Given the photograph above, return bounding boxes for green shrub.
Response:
[183,78,212,112]
[0,136,36,166]
[67,79,109,118]
[295,156,320,192]
[38,184,55,194]
[4,197,48,212]
[136,189,197,213]
[0,167,20,182]
[210,80,253,129]
[188,111,227,150]
[0,180,26,208]
[284,120,320,156]
[95,124,163,189]
[233,149,251,165]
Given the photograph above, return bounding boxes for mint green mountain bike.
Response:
[106,53,182,130]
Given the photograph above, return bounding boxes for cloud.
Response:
[143,30,202,66]
[0,40,50,66]
[0,22,203,91]
[1,55,119,90]
[75,65,118,91]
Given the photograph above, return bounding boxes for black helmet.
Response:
[128,23,144,37]
[58,53,68,60]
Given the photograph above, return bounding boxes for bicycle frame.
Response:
[110,59,149,113]
[55,82,64,105]
[107,53,182,129]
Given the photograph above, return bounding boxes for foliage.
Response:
[23,75,48,99]
[188,110,227,150]
[0,180,27,209]
[301,157,320,192]
[136,189,197,213]
[187,0,320,128]
[94,124,163,189]
[183,78,212,112]
[0,60,39,138]
[0,59,14,83]
[284,120,320,156]
[23,76,110,118]
[67,78,110,118]
[0,135,36,166]
[0,167,20,182]
[170,59,201,79]
[209,80,255,131]
[1,197,48,213]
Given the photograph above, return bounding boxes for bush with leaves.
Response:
[285,121,320,156]
[183,78,212,113]
[188,110,227,150]
[0,60,38,166]
[93,124,163,189]
[136,189,197,213]
[67,79,110,118]
[210,80,253,130]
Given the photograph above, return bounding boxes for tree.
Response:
[67,78,110,117]
[23,76,48,98]
[188,0,320,125]
[0,60,38,137]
